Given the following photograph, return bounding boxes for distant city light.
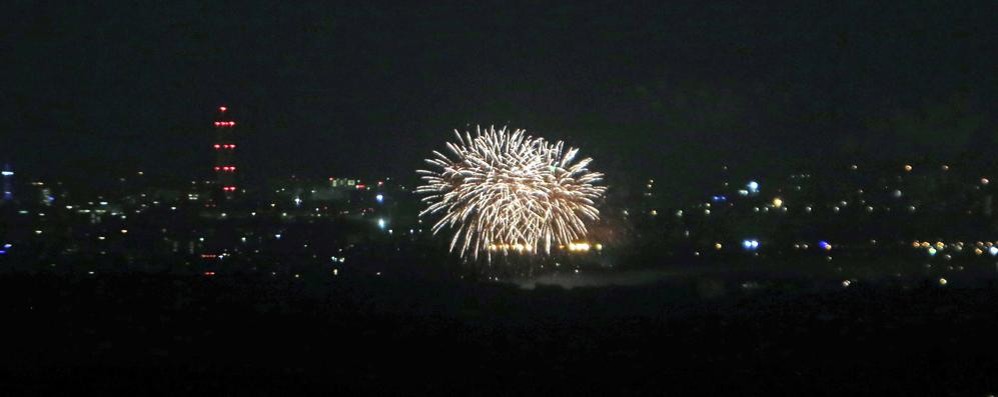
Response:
[747,181,759,193]
[375,194,384,203]
[1,171,13,176]
[989,247,998,256]
[772,197,783,208]
[742,239,760,251]
[377,218,387,229]
[818,241,832,251]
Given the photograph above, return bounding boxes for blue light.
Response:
[0,250,6,255]
[989,247,998,256]
[747,181,759,193]
[818,241,832,251]
[376,194,384,203]
[377,218,387,229]
[742,239,759,251]
[711,195,727,202]
[2,243,10,249]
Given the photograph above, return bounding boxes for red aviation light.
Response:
[219,106,227,112]
[213,144,221,149]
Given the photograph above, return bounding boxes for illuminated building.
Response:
[1,163,12,202]
[329,178,360,188]
[212,106,238,199]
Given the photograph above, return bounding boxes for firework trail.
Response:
[417,126,606,261]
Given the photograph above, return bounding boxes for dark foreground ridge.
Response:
[2,272,997,396]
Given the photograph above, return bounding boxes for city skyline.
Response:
[3,1,996,201]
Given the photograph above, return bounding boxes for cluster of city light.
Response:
[486,242,604,254]
[417,126,606,260]
[213,144,236,149]
[214,166,237,172]
[563,242,604,252]
[911,240,998,257]
[213,121,236,127]
[487,243,532,253]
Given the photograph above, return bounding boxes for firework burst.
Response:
[417,126,606,261]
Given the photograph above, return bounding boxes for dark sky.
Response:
[2,1,996,200]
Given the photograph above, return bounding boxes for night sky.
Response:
[2,1,996,200]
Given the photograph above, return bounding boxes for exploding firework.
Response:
[417,126,606,261]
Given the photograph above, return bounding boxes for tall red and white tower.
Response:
[212,106,237,199]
